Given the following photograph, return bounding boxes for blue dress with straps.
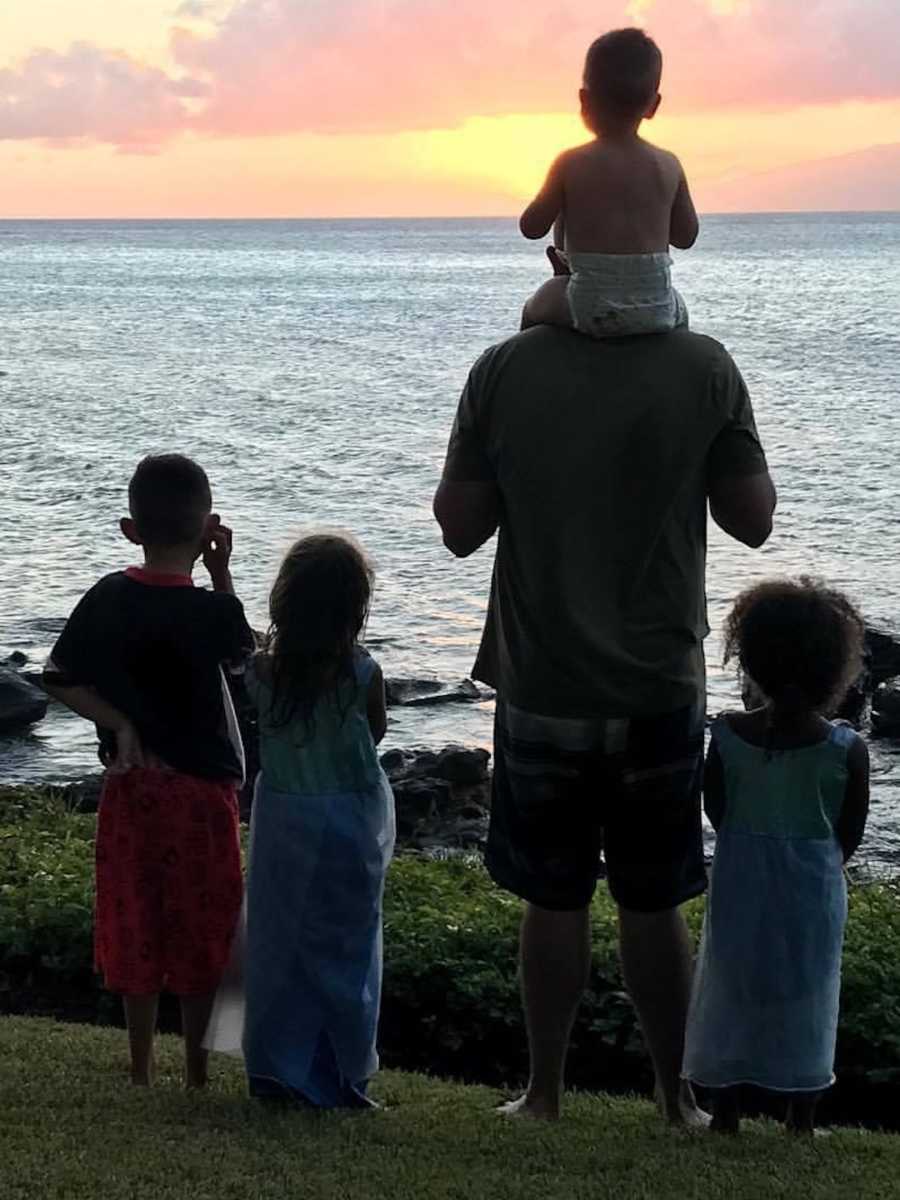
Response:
[683,716,852,1093]
[205,648,395,1107]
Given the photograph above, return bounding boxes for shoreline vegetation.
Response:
[4,785,900,1130]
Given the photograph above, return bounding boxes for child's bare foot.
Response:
[129,1049,154,1086]
[497,1093,560,1122]
[655,1081,711,1128]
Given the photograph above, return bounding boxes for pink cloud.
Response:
[651,0,900,111]
[0,43,204,149]
[172,0,900,135]
[0,1,898,146]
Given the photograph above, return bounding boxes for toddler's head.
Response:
[724,576,864,716]
[123,453,213,555]
[265,532,374,728]
[581,28,662,131]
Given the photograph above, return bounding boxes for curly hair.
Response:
[723,576,865,714]
[263,532,374,733]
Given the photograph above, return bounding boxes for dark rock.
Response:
[0,667,48,733]
[461,803,488,820]
[392,777,450,823]
[5,651,28,667]
[836,676,868,727]
[867,627,900,688]
[872,678,900,738]
[385,677,491,708]
[55,775,104,813]
[406,750,440,777]
[379,748,407,775]
[435,745,490,785]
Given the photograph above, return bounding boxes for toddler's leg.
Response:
[521,276,573,332]
[672,288,690,330]
[710,1086,741,1134]
[123,993,159,1086]
[785,1092,819,1136]
[180,992,217,1089]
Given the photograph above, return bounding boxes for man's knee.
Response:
[617,902,688,947]
[524,900,591,928]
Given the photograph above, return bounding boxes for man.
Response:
[433,323,775,1124]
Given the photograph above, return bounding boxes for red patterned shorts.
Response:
[95,768,243,996]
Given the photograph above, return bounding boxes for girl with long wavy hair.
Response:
[209,532,394,1108]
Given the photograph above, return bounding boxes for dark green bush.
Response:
[3,787,900,1124]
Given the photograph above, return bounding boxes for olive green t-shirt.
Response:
[442,326,769,717]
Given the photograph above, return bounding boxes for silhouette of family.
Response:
[45,29,869,1139]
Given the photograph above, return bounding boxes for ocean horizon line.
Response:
[0,210,898,224]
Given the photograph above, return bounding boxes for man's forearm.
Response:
[709,471,776,549]
[433,480,500,558]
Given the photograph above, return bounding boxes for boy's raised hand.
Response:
[203,517,235,592]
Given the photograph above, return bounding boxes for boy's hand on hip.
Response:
[109,722,146,773]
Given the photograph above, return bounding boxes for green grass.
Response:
[2,1016,899,1200]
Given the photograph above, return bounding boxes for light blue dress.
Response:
[205,648,395,1107]
[683,717,852,1093]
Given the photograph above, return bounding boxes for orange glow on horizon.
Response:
[1,1,898,217]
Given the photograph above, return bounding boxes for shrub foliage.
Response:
[3,786,900,1123]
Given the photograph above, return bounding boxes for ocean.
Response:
[2,214,899,866]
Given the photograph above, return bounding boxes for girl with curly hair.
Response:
[683,577,870,1135]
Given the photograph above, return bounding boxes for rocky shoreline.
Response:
[26,743,492,855]
[5,622,900,855]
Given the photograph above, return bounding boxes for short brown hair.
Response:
[128,454,212,546]
[583,28,662,118]
[723,576,865,714]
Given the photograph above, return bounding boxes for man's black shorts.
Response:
[485,699,707,913]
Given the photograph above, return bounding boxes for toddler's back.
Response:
[562,138,681,254]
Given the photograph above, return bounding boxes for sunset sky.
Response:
[1,0,898,217]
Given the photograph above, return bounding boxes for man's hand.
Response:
[203,518,235,592]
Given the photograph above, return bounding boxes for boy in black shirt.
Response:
[44,454,253,1088]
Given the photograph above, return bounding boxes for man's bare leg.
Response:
[180,993,216,1089]
[123,993,159,1086]
[499,903,591,1121]
[618,905,707,1126]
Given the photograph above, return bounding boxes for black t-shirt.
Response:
[46,568,255,781]
[442,327,769,716]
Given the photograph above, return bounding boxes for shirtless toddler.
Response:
[520,28,698,337]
